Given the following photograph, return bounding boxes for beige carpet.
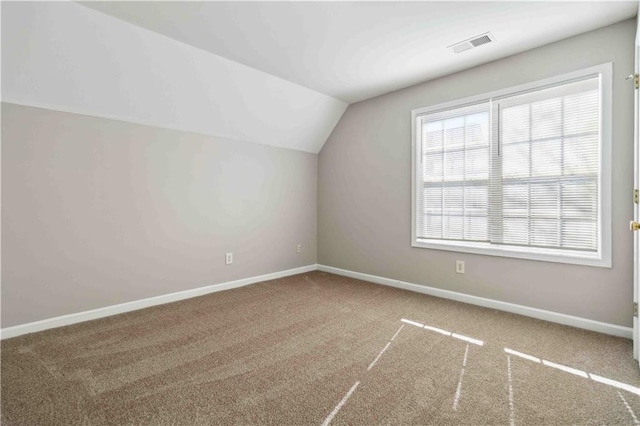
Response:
[2,271,640,425]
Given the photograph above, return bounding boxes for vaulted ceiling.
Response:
[2,2,637,154]
[80,1,639,104]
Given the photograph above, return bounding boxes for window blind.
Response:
[415,75,600,253]
[494,77,599,251]
[416,102,491,242]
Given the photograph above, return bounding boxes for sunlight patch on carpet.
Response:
[321,381,360,426]
[505,347,640,396]
[453,344,469,411]
[401,318,484,346]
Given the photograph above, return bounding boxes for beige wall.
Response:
[319,19,636,327]
[2,103,317,327]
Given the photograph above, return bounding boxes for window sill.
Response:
[412,239,611,268]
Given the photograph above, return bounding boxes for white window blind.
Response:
[416,102,491,242]
[494,78,599,252]
[412,65,610,266]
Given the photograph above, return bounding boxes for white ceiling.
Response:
[81,1,638,104]
[2,2,347,153]
[3,2,637,155]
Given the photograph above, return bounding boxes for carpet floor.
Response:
[2,271,640,425]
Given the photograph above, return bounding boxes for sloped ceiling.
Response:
[1,2,347,154]
[2,2,637,153]
[80,1,638,104]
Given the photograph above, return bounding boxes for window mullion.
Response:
[416,117,425,239]
[559,97,565,248]
[488,101,503,245]
[462,115,467,239]
[527,102,532,247]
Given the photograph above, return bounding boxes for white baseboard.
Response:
[0,264,318,340]
[317,264,632,339]
[3,263,631,340]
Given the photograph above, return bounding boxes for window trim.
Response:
[411,63,612,268]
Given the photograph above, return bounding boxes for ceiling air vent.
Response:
[448,32,495,54]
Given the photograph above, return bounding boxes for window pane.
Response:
[502,142,529,178]
[562,220,597,251]
[564,90,598,135]
[444,150,464,180]
[424,121,444,151]
[502,104,530,144]
[503,183,528,217]
[443,186,463,240]
[424,187,442,214]
[464,185,488,215]
[444,117,465,149]
[465,147,488,179]
[464,184,488,241]
[562,181,597,219]
[444,215,464,240]
[531,97,562,140]
[531,219,559,247]
[564,135,598,176]
[443,186,463,214]
[531,139,561,177]
[466,112,489,147]
[424,152,443,180]
[503,218,529,245]
[465,216,487,241]
[530,184,559,217]
[425,215,442,239]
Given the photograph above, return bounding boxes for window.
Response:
[411,64,611,267]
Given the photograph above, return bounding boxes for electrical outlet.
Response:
[296,244,302,253]
[225,253,233,265]
[456,260,465,274]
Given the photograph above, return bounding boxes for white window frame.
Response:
[411,63,612,268]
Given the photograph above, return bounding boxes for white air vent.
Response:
[448,32,495,54]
